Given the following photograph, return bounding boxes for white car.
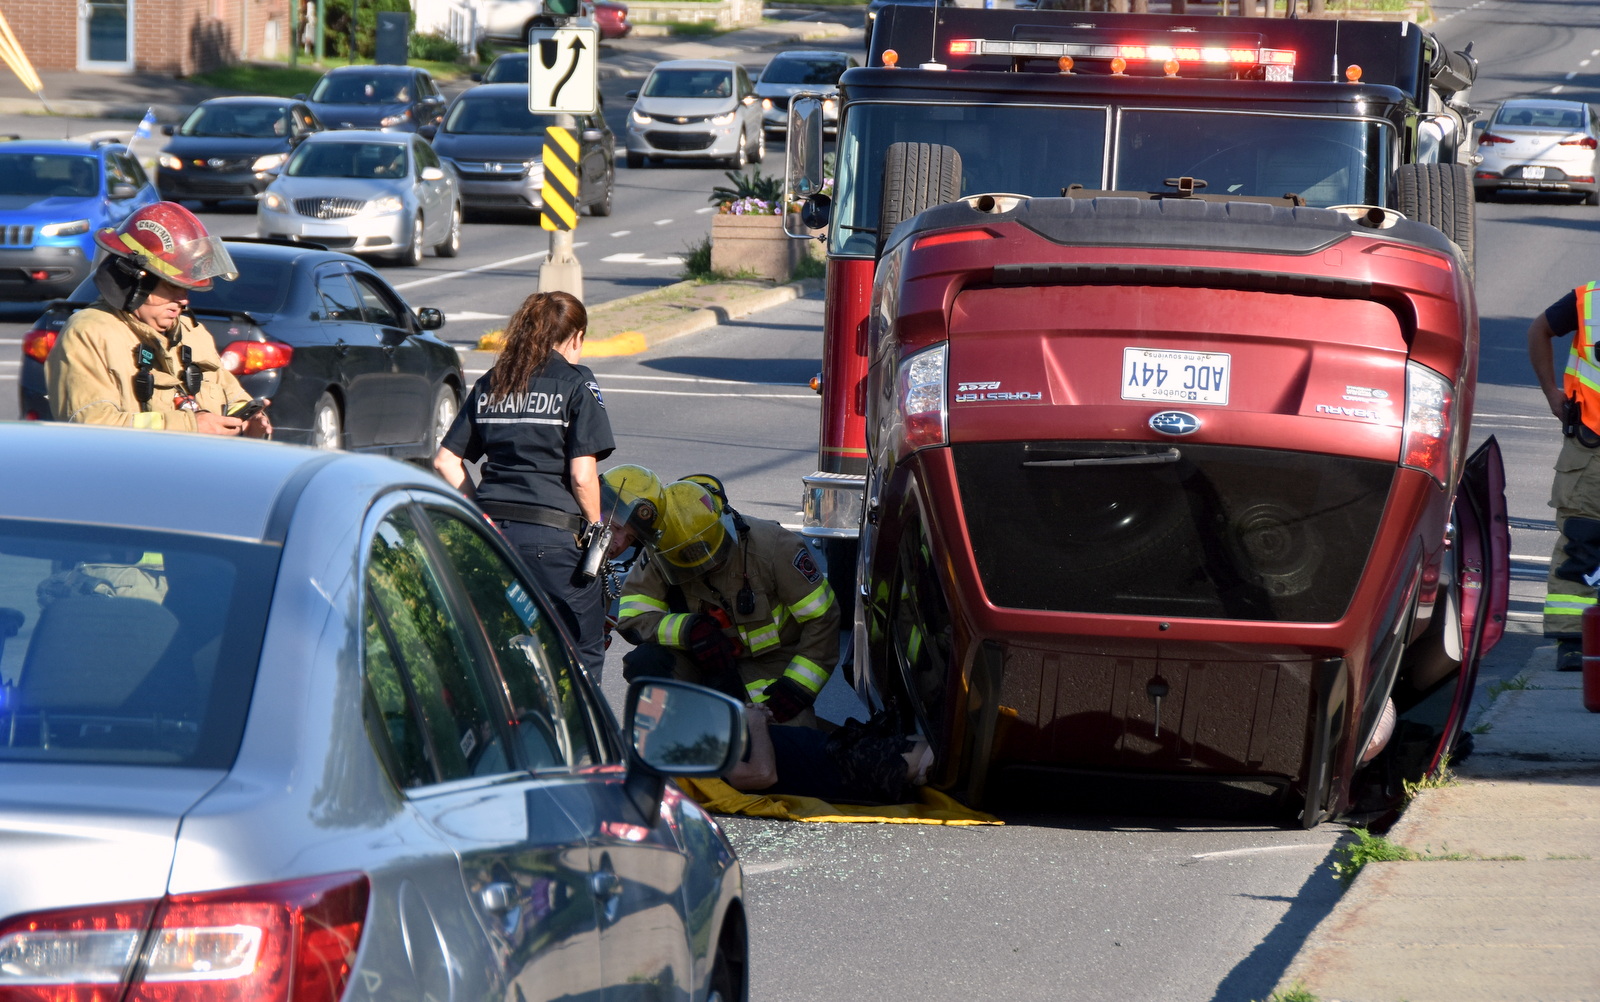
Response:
[258,130,462,266]
[625,59,765,169]
[754,50,856,137]
[479,0,595,41]
[1475,98,1600,204]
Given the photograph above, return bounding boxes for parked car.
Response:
[302,64,447,133]
[0,421,751,1002]
[20,238,463,457]
[0,138,158,302]
[595,1,631,40]
[257,130,462,266]
[427,84,615,218]
[1475,98,1600,203]
[156,97,324,208]
[754,50,855,137]
[624,59,764,169]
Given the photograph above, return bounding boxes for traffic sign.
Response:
[528,25,598,115]
[541,126,581,231]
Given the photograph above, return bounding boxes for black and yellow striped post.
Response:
[540,126,581,232]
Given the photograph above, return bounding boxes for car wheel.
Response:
[708,924,746,1002]
[725,131,748,170]
[310,392,342,451]
[400,214,425,267]
[752,127,766,164]
[1586,190,1600,206]
[427,382,459,453]
[877,141,963,255]
[1395,162,1474,277]
[588,169,614,216]
[626,150,644,169]
[436,203,461,257]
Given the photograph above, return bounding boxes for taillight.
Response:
[1401,360,1453,487]
[1560,136,1599,149]
[0,873,368,1002]
[220,340,294,375]
[895,342,947,457]
[911,229,994,251]
[22,329,56,363]
[1477,132,1514,145]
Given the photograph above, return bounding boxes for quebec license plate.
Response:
[1121,347,1231,405]
[1522,165,1546,180]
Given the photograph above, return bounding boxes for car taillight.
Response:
[22,329,57,363]
[220,340,293,375]
[895,342,947,457]
[1477,132,1514,145]
[0,873,369,1002]
[1560,136,1599,149]
[1401,360,1453,487]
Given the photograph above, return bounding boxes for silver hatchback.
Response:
[0,423,750,1002]
[258,130,463,265]
[625,59,765,169]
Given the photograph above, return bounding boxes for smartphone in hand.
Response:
[227,397,269,420]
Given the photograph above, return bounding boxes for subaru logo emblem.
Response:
[1149,410,1201,436]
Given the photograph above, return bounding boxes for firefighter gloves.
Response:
[763,677,813,724]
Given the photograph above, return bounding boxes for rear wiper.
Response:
[1023,448,1181,468]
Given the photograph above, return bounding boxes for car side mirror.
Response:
[625,89,640,100]
[109,183,139,199]
[580,128,602,142]
[470,72,483,82]
[160,124,175,136]
[293,93,307,101]
[799,192,832,231]
[416,307,444,330]
[420,165,446,181]
[418,124,438,141]
[784,94,827,237]
[623,679,745,823]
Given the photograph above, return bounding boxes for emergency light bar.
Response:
[946,37,1296,80]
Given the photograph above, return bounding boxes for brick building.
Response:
[0,0,292,76]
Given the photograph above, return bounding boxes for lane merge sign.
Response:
[528,25,598,115]
[540,126,581,231]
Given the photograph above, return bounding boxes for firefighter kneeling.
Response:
[617,480,839,727]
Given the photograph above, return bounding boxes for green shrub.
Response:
[409,31,461,62]
[710,167,785,208]
[680,234,713,280]
[321,0,411,59]
[791,253,825,281]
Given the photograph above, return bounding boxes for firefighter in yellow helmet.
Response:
[599,464,667,559]
[616,480,839,727]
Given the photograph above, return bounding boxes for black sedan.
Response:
[19,238,463,458]
[302,64,448,133]
[156,97,324,208]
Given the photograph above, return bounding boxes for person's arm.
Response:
[433,446,474,498]
[1529,311,1570,419]
[46,321,208,431]
[570,454,600,524]
[725,705,778,791]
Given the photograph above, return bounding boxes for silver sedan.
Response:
[1474,98,1600,204]
[258,130,464,265]
[0,423,750,1002]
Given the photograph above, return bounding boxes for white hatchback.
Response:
[1475,98,1600,204]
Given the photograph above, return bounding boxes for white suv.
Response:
[480,0,595,42]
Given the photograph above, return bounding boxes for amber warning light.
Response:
[946,37,1296,80]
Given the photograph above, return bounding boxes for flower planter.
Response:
[711,212,809,281]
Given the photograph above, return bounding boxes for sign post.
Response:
[530,23,599,299]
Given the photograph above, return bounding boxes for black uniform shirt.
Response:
[1547,290,1580,337]
[442,354,615,515]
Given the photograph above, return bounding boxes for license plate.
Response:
[1121,348,1231,405]
[301,222,347,237]
[1523,165,1546,180]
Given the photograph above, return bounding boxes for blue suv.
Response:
[0,138,159,302]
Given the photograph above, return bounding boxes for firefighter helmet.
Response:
[680,473,731,513]
[654,481,737,585]
[600,464,666,546]
[93,201,238,295]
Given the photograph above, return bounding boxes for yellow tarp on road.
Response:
[675,777,1003,825]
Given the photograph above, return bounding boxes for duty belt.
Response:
[478,500,586,535]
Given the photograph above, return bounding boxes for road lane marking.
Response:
[448,311,508,322]
[695,207,715,214]
[742,859,800,875]
[1186,844,1334,863]
[597,372,807,387]
[392,251,545,290]
[653,218,673,225]
[1568,71,1578,80]
[458,372,811,398]
[609,230,631,237]
[600,252,683,266]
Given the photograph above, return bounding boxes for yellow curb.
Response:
[476,330,505,352]
[582,331,649,357]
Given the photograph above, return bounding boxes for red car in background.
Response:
[596,0,631,39]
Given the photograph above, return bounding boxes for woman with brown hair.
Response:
[434,291,615,678]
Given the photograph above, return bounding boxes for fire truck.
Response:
[784,7,1504,823]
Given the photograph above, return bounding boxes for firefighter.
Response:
[599,464,667,560]
[46,202,270,437]
[616,480,839,727]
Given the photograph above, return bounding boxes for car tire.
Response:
[200,200,220,212]
[877,141,963,255]
[399,214,425,267]
[310,391,343,451]
[626,150,644,169]
[1395,162,1475,276]
[725,131,748,171]
[708,924,746,1002]
[751,128,766,164]
[1586,190,1600,207]
[427,382,459,453]
[588,169,614,216]
[436,203,461,257]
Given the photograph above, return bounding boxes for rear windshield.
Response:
[65,254,292,314]
[181,103,293,138]
[1493,103,1586,129]
[482,54,529,84]
[0,521,278,768]
[444,94,556,135]
[760,57,848,85]
[643,68,733,99]
[0,154,99,199]
[311,73,411,104]
[287,141,409,179]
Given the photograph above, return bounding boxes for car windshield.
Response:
[445,94,555,135]
[483,55,529,83]
[0,154,99,199]
[181,103,292,138]
[1494,103,1585,129]
[643,68,733,99]
[0,520,278,768]
[286,141,409,179]
[832,103,1389,255]
[761,56,847,85]
[311,73,411,104]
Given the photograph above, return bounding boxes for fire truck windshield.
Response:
[830,102,1392,256]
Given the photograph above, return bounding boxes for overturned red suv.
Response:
[856,173,1507,826]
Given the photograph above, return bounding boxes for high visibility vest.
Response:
[1565,283,1600,435]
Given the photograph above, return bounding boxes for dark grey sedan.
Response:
[0,423,751,1002]
[302,65,448,133]
[156,96,324,207]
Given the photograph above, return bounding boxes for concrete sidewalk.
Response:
[1276,635,1600,1002]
